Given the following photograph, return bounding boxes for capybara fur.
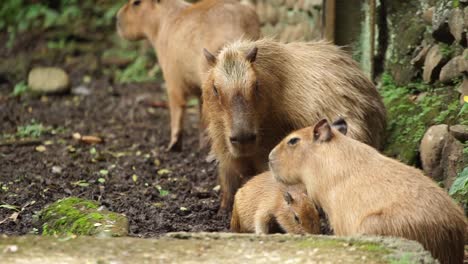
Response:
[268,118,466,264]
[202,39,386,210]
[117,0,260,150]
[230,172,320,235]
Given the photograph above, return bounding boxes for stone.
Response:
[28,67,70,94]
[420,124,449,182]
[422,45,446,83]
[450,125,468,142]
[38,197,128,237]
[422,7,434,25]
[448,8,466,46]
[440,134,465,189]
[458,76,468,104]
[432,4,454,44]
[71,85,91,96]
[256,1,267,25]
[0,233,437,263]
[439,53,468,83]
[411,43,431,68]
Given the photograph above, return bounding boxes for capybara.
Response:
[202,39,386,210]
[231,172,320,235]
[268,118,466,264]
[117,0,260,150]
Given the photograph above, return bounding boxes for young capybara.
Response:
[231,172,320,235]
[202,38,386,211]
[117,0,260,150]
[268,118,466,264]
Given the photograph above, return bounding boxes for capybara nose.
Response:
[230,133,257,145]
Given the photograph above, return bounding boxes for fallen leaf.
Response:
[132,174,138,182]
[212,185,221,192]
[180,207,188,211]
[99,169,109,176]
[81,136,103,144]
[35,145,46,152]
[157,169,171,176]
[0,204,19,211]
[98,178,106,184]
[154,159,161,166]
[89,147,97,155]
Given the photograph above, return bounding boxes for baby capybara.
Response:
[231,172,320,235]
[269,118,466,264]
[117,0,260,150]
[202,39,386,210]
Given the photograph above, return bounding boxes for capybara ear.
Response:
[203,48,217,67]
[332,117,347,135]
[313,119,332,142]
[283,191,294,205]
[246,47,258,63]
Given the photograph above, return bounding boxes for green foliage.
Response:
[449,167,468,210]
[116,57,157,84]
[438,43,454,58]
[381,73,467,164]
[16,120,46,138]
[11,81,29,97]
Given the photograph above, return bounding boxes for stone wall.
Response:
[243,0,324,42]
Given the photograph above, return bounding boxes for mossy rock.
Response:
[381,74,468,164]
[38,197,128,237]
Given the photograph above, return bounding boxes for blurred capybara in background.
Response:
[117,0,260,150]
[202,39,386,211]
[230,172,320,235]
[269,118,466,264]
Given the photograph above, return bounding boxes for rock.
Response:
[420,124,449,181]
[422,45,446,83]
[0,233,437,263]
[28,67,70,94]
[411,43,431,68]
[51,166,62,174]
[432,4,454,44]
[422,7,434,24]
[450,125,468,142]
[458,76,468,104]
[439,53,468,83]
[448,9,466,46]
[440,134,465,189]
[39,197,128,237]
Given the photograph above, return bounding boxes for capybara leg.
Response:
[254,210,271,235]
[166,83,186,151]
[219,164,243,214]
[198,99,210,150]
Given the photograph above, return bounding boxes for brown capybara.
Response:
[268,118,466,264]
[202,38,386,211]
[116,0,260,150]
[231,172,320,235]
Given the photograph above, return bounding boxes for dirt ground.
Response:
[0,74,230,237]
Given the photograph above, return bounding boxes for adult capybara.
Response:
[202,39,386,211]
[268,118,466,264]
[231,172,320,235]
[117,0,260,150]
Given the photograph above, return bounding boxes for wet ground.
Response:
[0,76,228,237]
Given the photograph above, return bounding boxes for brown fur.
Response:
[117,0,260,150]
[202,38,386,210]
[231,172,320,235]
[269,119,466,264]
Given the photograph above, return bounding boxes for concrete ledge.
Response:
[0,233,436,263]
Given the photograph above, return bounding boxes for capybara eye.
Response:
[213,85,219,97]
[287,137,300,146]
[133,0,141,6]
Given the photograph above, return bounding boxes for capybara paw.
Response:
[167,136,183,152]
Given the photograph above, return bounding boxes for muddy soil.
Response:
[0,76,228,237]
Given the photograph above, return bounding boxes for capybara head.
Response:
[269,118,348,185]
[117,0,160,41]
[283,190,320,234]
[203,46,269,157]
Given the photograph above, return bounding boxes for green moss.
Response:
[381,73,468,164]
[39,197,127,236]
